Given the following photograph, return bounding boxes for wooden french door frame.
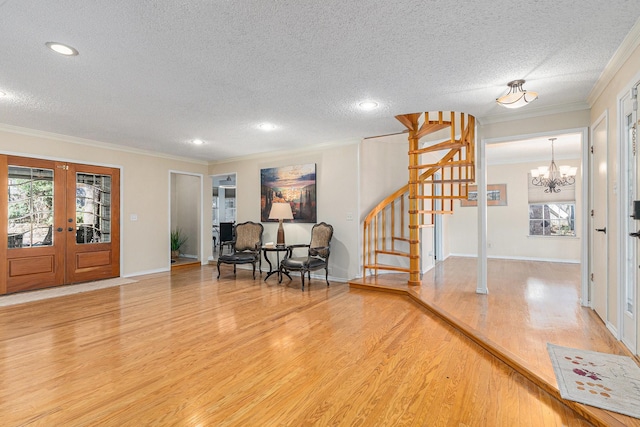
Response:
[1,156,120,294]
[66,162,120,284]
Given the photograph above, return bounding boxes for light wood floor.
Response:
[351,257,639,427]
[0,259,627,425]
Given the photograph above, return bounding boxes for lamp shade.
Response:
[268,202,293,220]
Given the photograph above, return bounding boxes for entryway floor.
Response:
[349,256,637,427]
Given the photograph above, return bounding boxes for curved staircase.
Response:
[362,111,475,285]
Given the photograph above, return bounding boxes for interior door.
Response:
[1,156,120,294]
[590,117,608,322]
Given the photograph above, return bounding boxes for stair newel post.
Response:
[408,120,421,285]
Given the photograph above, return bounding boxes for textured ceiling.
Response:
[0,1,638,162]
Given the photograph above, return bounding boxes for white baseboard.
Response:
[421,264,435,274]
[606,321,619,339]
[447,253,580,264]
[123,267,170,277]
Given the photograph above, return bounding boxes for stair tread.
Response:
[364,263,411,273]
[376,249,411,257]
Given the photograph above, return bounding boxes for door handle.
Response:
[56,227,63,232]
[68,227,74,232]
[596,227,607,234]
[631,231,640,238]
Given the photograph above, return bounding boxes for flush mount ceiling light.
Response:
[258,123,276,131]
[45,42,79,56]
[192,139,204,145]
[358,101,379,111]
[496,79,538,109]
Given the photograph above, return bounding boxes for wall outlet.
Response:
[130,214,138,221]
[346,212,354,221]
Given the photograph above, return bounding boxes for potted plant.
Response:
[170,228,188,259]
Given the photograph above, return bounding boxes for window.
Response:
[8,166,54,248]
[529,203,575,236]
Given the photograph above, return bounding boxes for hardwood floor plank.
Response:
[0,264,604,425]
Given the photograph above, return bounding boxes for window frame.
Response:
[528,202,576,237]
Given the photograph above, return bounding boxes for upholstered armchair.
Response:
[280,222,333,290]
[217,221,264,279]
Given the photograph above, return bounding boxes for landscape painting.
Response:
[261,163,316,223]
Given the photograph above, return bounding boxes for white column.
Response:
[477,136,488,294]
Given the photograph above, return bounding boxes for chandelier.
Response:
[530,138,577,193]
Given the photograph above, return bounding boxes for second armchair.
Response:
[280,222,333,290]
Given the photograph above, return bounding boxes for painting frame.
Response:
[260,163,317,223]
[460,184,507,207]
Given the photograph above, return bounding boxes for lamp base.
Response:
[277,220,285,246]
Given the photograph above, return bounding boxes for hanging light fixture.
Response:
[496,79,538,109]
[219,175,236,188]
[530,138,577,193]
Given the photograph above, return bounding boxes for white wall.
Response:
[359,134,408,219]
[448,160,582,262]
[0,126,210,276]
[209,141,360,281]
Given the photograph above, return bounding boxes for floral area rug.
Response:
[548,343,640,418]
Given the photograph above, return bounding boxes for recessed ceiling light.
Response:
[259,123,276,131]
[192,139,204,145]
[358,101,379,111]
[45,42,79,56]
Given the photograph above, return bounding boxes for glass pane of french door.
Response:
[75,172,112,244]
[8,165,54,248]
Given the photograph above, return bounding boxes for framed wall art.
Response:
[460,184,507,207]
[260,163,317,223]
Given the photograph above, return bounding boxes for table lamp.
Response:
[268,202,293,246]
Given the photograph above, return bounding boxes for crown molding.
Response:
[587,16,640,106]
[477,101,590,126]
[0,123,209,166]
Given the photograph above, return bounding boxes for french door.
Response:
[0,156,120,294]
[623,83,638,353]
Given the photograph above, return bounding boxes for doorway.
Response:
[170,172,202,267]
[211,173,236,258]
[1,156,120,294]
[478,131,586,296]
